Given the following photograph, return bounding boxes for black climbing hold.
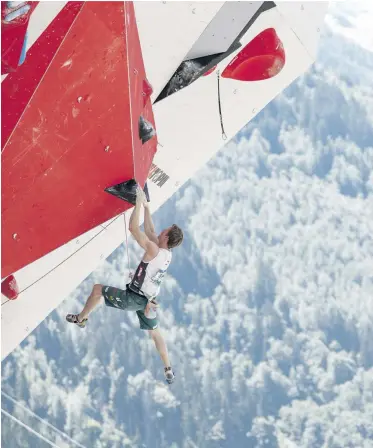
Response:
[105,179,151,205]
[105,179,138,205]
[139,116,156,144]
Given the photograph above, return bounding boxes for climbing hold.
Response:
[139,116,156,144]
[142,78,153,107]
[105,179,150,205]
[4,4,30,22]
[142,79,153,106]
[1,275,19,300]
[7,1,27,8]
[105,179,138,205]
[222,28,285,82]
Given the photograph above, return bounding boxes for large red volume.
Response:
[1,1,157,278]
[1,2,84,148]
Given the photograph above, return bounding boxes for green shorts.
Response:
[101,285,158,331]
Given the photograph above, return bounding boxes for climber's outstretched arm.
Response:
[143,204,159,245]
[129,188,158,258]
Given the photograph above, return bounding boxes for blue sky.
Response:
[2,2,373,447]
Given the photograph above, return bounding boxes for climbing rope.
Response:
[1,408,60,448]
[2,391,87,448]
[217,70,227,141]
[123,212,133,280]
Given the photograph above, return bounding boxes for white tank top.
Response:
[129,248,172,299]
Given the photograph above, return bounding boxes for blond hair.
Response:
[167,224,183,249]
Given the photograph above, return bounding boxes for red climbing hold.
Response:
[1,275,19,300]
[222,28,285,82]
[142,78,153,107]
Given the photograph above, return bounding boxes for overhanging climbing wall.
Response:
[1,1,157,278]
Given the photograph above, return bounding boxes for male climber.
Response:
[66,187,183,384]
